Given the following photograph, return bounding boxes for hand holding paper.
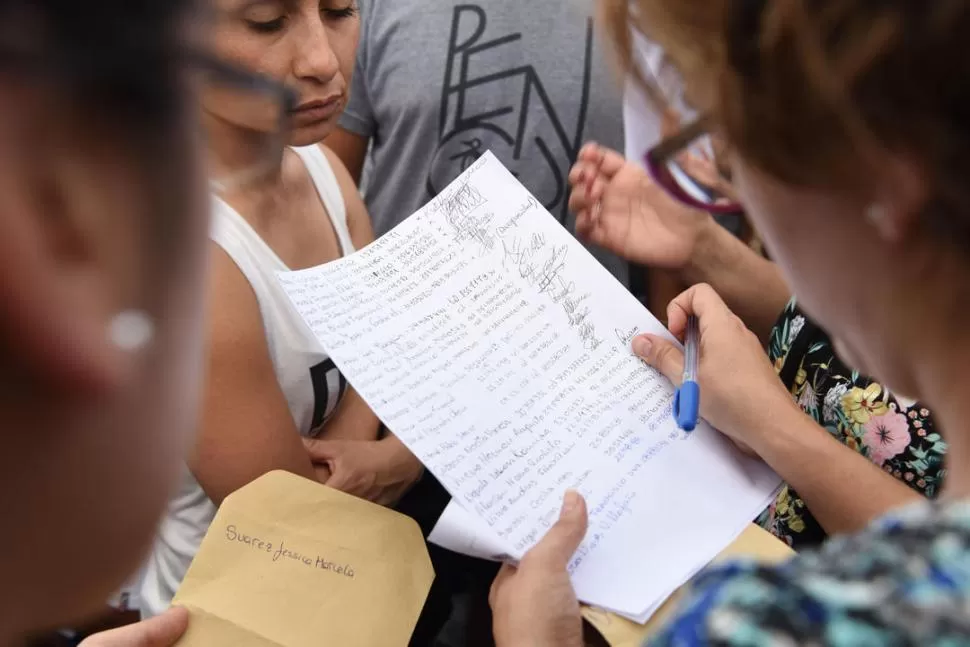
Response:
[632,283,794,457]
[490,491,587,647]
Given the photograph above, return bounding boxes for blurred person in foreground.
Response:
[0,1,560,646]
[489,0,970,643]
[0,0,206,645]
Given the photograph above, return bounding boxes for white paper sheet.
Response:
[278,153,780,617]
[428,501,516,562]
[429,501,663,623]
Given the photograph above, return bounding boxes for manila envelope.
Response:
[581,524,795,646]
[172,471,434,647]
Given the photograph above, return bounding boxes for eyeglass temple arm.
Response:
[647,115,712,164]
[186,49,297,114]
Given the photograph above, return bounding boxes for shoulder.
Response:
[319,145,358,196]
[653,504,970,646]
[317,144,372,238]
[205,242,267,356]
[295,143,364,215]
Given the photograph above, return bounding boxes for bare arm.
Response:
[570,144,789,342]
[324,128,369,186]
[321,388,381,441]
[683,217,790,344]
[189,247,322,505]
[755,405,921,535]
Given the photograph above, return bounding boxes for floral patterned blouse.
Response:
[754,299,947,548]
[649,501,970,646]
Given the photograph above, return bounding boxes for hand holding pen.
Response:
[674,315,701,431]
[632,284,799,455]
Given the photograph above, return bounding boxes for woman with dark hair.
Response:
[489,0,970,644]
[138,0,428,621]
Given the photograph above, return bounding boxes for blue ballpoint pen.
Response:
[673,315,701,432]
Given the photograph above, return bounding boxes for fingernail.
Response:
[562,490,581,514]
[632,336,651,356]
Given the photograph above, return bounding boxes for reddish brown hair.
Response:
[602,0,970,217]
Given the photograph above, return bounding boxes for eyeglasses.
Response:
[644,116,744,215]
[190,51,298,192]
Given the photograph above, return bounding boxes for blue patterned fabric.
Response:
[649,502,970,645]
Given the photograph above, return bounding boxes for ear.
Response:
[866,154,927,245]
[0,106,132,396]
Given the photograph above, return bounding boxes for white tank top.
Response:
[139,145,355,617]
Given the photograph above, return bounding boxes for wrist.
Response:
[680,213,722,284]
[749,398,827,467]
[381,435,422,477]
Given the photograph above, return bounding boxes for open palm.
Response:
[568,143,711,270]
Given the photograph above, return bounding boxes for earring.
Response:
[108,310,155,352]
[865,203,888,226]
[864,203,897,239]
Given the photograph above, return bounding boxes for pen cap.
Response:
[673,381,700,432]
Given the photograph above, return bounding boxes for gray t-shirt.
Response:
[340,0,629,286]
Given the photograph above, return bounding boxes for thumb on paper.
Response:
[633,335,685,385]
[529,491,588,568]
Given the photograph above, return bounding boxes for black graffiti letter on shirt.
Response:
[428,4,594,224]
[309,358,348,434]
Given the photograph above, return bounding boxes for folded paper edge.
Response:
[176,604,290,647]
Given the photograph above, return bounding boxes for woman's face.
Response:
[730,154,918,391]
[207,0,360,147]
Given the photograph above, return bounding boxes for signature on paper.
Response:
[503,235,602,351]
[614,325,640,351]
[439,181,495,255]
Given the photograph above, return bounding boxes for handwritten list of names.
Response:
[279,153,779,617]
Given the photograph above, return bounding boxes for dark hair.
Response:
[1,0,196,120]
[5,0,194,56]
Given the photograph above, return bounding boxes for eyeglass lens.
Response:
[644,120,744,216]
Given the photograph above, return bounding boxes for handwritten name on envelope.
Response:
[173,471,434,647]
